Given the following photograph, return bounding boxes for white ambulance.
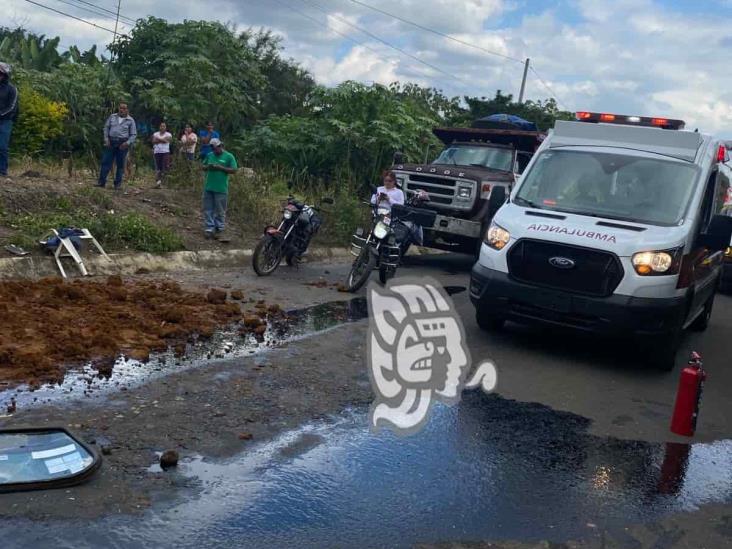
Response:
[470,112,732,370]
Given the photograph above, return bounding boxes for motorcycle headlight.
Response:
[373,221,390,240]
[725,246,732,257]
[283,209,293,220]
[632,248,682,275]
[484,222,510,250]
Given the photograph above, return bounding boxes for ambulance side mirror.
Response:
[487,185,507,219]
[699,214,732,251]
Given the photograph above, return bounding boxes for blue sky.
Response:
[5,0,732,136]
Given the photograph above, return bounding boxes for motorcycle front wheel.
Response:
[379,264,394,284]
[346,246,376,293]
[252,235,284,276]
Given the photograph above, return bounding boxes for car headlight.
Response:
[484,222,510,250]
[632,248,681,275]
[283,210,293,220]
[373,221,390,240]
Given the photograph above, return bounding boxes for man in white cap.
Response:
[0,62,19,178]
[201,137,238,238]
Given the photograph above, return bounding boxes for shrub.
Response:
[11,88,68,155]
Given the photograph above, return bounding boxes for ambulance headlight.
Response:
[632,248,681,275]
[484,222,510,250]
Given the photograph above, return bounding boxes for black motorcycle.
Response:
[345,190,435,292]
[252,191,333,276]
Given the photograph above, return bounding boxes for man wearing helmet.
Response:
[0,62,19,178]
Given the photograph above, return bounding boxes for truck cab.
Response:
[470,112,732,370]
[392,120,544,255]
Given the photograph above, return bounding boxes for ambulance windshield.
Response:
[515,150,698,226]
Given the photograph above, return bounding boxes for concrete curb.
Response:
[0,244,444,280]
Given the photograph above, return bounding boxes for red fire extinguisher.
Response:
[670,351,706,437]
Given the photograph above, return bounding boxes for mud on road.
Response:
[0,262,369,519]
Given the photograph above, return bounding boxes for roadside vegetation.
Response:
[0,20,571,252]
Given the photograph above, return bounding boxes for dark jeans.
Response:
[202,190,227,232]
[0,119,12,176]
[154,152,170,181]
[98,142,129,188]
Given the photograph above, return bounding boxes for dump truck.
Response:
[392,115,545,255]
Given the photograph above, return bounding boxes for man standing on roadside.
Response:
[0,62,19,178]
[202,138,237,239]
[198,121,220,161]
[97,102,137,189]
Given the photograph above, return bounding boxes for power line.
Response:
[49,0,131,28]
[296,0,471,85]
[272,0,449,85]
[529,66,570,111]
[347,0,524,65]
[58,0,137,25]
[23,0,121,35]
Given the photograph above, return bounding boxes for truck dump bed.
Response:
[432,126,545,153]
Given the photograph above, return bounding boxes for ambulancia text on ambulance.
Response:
[469,112,732,370]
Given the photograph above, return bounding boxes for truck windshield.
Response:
[515,150,699,226]
[433,145,513,171]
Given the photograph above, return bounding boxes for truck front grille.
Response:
[403,174,475,211]
[507,239,623,297]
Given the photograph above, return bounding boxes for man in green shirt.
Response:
[201,138,238,238]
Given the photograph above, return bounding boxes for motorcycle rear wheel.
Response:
[346,247,376,292]
[252,236,283,276]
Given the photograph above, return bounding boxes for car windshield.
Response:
[514,149,699,226]
[433,145,513,171]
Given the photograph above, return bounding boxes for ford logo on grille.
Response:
[548,256,576,269]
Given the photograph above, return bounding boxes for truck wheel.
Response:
[475,307,505,331]
[689,292,714,332]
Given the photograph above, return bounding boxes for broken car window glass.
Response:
[0,429,100,491]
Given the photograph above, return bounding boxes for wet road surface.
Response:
[5,393,732,548]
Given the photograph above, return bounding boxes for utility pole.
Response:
[518,57,530,104]
[112,0,121,55]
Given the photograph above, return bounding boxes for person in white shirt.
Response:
[152,121,172,187]
[370,170,404,212]
[179,123,197,161]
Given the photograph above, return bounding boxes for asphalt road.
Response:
[2,251,731,548]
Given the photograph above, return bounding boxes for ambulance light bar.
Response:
[575,112,685,130]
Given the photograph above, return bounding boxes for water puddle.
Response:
[0,296,369,410]
[4,392,731,548]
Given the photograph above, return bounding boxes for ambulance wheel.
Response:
[476,307,505,331]
[648,332,681,371]
[689,293,714,332]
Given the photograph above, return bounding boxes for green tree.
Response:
[108,18,267,134]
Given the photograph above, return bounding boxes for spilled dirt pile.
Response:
[0,276,244,388]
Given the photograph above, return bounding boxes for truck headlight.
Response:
[457,186,472,199]
[373,221,390,240]
[632,249,681,275]
[484,222,510,250]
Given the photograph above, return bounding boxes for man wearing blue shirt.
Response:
[97,102,137,189]
[198,121,220,160]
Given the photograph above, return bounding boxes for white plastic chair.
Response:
[40,228,111,278]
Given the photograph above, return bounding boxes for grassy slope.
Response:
[0,160,364,256]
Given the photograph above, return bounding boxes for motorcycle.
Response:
[345,190,435,292]
[252,186,333,276]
